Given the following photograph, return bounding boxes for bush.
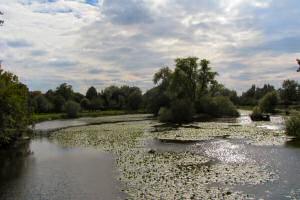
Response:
[250,106,270,121]
[158,98,195,123]
[0,69,31,146]
[170,98,195,123]
[158,107,172,122]
[80,98,90,110]
[65,101,81,118]
[34,95,53,113]
[286,114,300,138]
[259,91,278,113]
[196,96,239,117]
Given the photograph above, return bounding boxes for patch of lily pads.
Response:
[151,121,288,146]
[51,115,282,199]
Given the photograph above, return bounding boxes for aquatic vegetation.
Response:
[51,114,284,199]
[152,121,287,146]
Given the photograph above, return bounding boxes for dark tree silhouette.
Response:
[0,11,3,26]
[297,59,300,72]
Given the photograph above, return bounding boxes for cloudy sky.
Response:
[0,0,300,94]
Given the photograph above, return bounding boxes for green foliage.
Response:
[170,98,195,123]
[286,114,300,138]
[196,96,239,117]
[250,106,263,121]
[55,83,74,101]
[65,101,81,118]
[279,80,299,104]
[86,86,98,100]
[127,89,143,110]
[80,98,90,110]
[258,91,278,113]
[158,98,195,123]
[90,98,104,110]
[0,69,31,146]
[53,95,66,112]
[34,95,53,113]
[143,86,170,116]
[158,107,172,122]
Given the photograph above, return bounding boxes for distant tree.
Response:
[279,80,299,104]
[73,92,85,103]
[0,69,31,146]
[80,98,90,110]
[65,100,80,118]
[127,89,143,110]
[90,98,104,110]
[55,83,74,101]
[34,95,53,113]
[86,86,98,100]
[53,95,66,112]
[259,91,278,113]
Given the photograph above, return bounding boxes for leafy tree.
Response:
[279,80,299,104]
[90,98,104,110]
[127,89,143,110]
[286,114,300,138]
[86,86,98,100]
[34,95,53,113]
[55,83,74,101]
[258,91,278,113]
[53,95,66,112]
[0,69,31,146]
[65,100,80,118]
[143,86,170,116]
[80,98,91,110]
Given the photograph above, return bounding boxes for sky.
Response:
[0,0,300,94]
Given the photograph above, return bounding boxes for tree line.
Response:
[1,56,300,146]
[30,84,143,117]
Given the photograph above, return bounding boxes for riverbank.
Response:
[32,110,146,123]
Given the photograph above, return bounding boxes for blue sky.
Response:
[0,0,300,93]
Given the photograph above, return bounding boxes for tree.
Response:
[0,69,31,146]
[53,95,66,112]
[127,89,143,110]
[280,80,299,104]
[80,98,91,110]
[55,83,74,101]
[259,91,278,113]
[149,57,238,123]
[65,101,80,118]
[34,95,53,113]
[86,86,98,100]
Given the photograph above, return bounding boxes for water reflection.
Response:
[0,138,124,200]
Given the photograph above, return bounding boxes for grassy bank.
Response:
[32,110,146,123]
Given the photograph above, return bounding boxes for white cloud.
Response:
[0,0,299,93]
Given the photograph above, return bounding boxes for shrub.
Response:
[250,106,270,121]
[65,101,81,118]
[0,69,31,146]
[158,98,195,123]
[286,114,300,138]
[80,98,90,110]
[259,91,278,113]
[196,96,239,117]
[158,107,172,122]
[170,98,195,123]
[34,95,53,113]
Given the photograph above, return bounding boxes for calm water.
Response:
[1,113,300,199]
[0,138,124,200]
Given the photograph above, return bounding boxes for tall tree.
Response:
[86,86,98,100]
[0,69,31,146]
